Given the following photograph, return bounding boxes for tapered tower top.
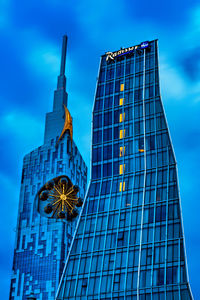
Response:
[44,35,69,143]
[60,35,67,76]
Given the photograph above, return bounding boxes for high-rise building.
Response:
[9,36,87,300]
[56,40,193,299]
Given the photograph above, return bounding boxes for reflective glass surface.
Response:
[57,40,193,300]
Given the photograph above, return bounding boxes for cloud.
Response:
[0,0,11,29]
[23,29,60,81]
[189,5,200,38]
[159,56,188,100]
[0,110,43,142]
[180,47,200,81]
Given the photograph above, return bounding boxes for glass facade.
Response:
[56,40,193,299]
[9,36,87,300]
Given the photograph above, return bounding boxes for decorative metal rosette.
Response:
[36,175,83,221]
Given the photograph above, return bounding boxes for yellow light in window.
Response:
[119,164,125,175]
[119,98,124,105]
[119,181,125,192]
[119,129,125,139]
[119,146,125,157]
[119,113,125,123]
[120,83,124,91]
[139,149,145,152]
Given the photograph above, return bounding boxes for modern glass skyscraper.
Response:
[9,36,87,300]
[56,40,193,299]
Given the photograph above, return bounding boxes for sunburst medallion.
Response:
[36,175,83,221]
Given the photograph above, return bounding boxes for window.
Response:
[134,88,143,101]
[125,60,134,75]
[101,180,111,195]
[166,267,178,284]
[96,85,104,97]
[117,231,128,247]
[93,113,102,129]
[135,74,143,88]
[99,69,105,82]
[103,145,112,160]
[103,163,112,177]
[145,71,154,85]
[134,120,144,135]
[135,58,144,72]
[145,86,154,99]
[120,98,124,105]
[119,129,125,139]
[116,63,124,78]
[92,165,101,179]
[146,117,155,133]
[106,233,116,249]
[119,113,125,122]
[120,83,124,91]
[100,275,112,293]
[91,255,103,273]
[103,252,115,271]
[89,182,100,197]
[92,147,102,162]
[105,82,113,95]
[93,129,102,144]
[94,99,103,111]
[119,181,125,192]
[143,207,154,224]
[153,268,164,286]
[88,276,100,295]
[79,257,90,274]
[146,135,155,150]
[106,67,114,80]
[104,96,113,109]
[124,91,133,104]
[114,126,119,139]
[113,273,125,291]
[156,116,166,130]
[120,146,125,157]
[156,187,167,201]
[119,164,125,175]
[104,111,112,126]
[125,77,134,90]
[103,128,112,142]
[156,205,166,222]
[154,245,165,264]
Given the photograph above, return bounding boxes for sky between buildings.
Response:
[0,0,200,299]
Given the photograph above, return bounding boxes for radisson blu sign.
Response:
[106,41,149,61]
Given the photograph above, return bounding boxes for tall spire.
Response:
[60,35,67,76]
[53,35,68,111]
[44,35,70,143]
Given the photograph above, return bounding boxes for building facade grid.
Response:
[56,40,193,300]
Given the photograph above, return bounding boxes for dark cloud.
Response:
[180,46,200,80]
[0,33,53,116]
[125,0,199,27]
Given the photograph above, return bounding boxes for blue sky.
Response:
[1,0,200,298]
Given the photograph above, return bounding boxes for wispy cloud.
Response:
[0,110,43,142]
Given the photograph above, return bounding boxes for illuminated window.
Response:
[119,181,125,192]
[120,83,124,91]
[119,146,125,157]
[119,164,125,175]
[139,149,145,152]
[119,129,125,139]
[119,113,125,123]
[119,98,124,105]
